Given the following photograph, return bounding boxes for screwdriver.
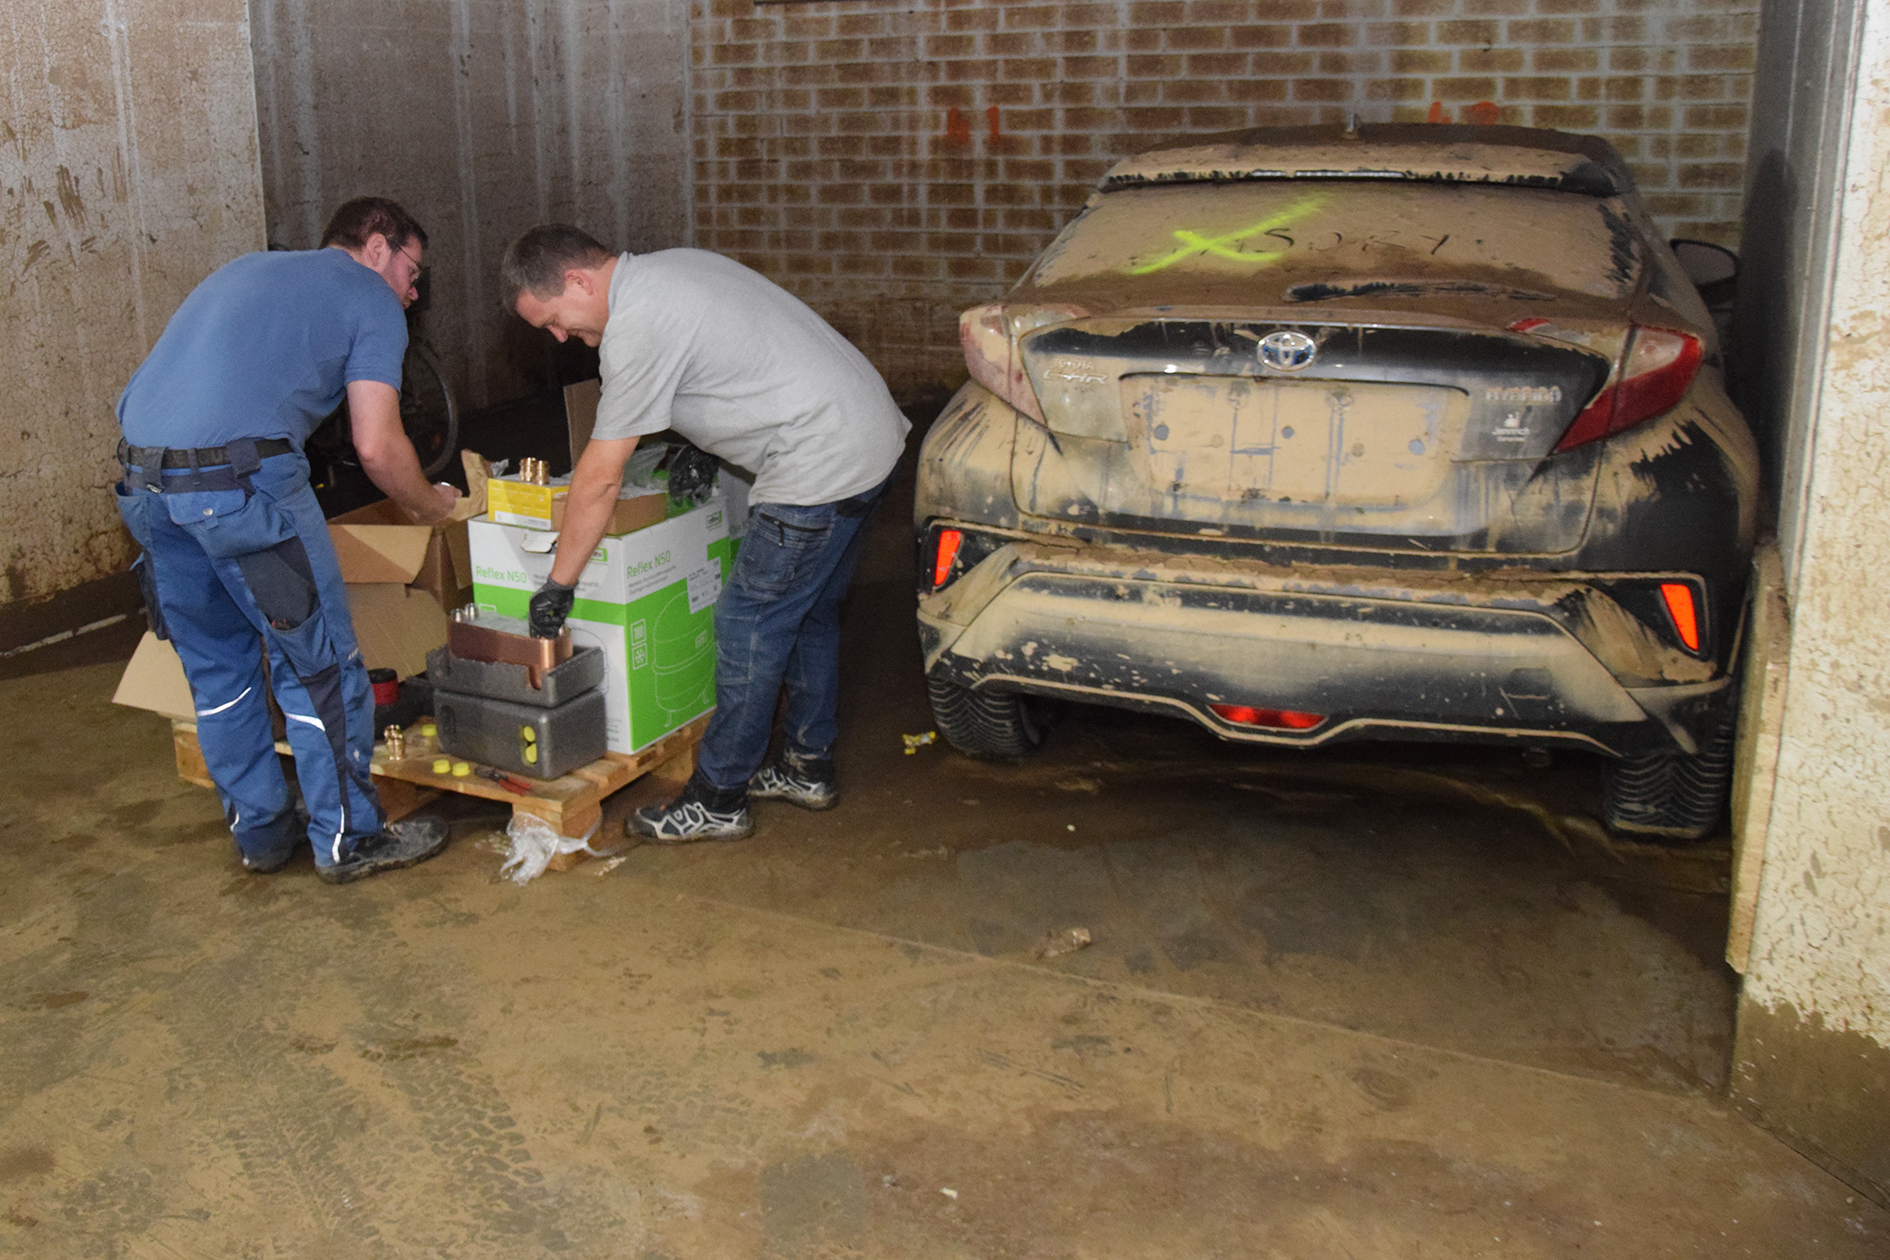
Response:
[474,765,536,794]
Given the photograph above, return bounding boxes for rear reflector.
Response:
[1660,582,1701,652]
[932,528,964,588]
[1553,326,1703,452]
[1209,703,1326,730]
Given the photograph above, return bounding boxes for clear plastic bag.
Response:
[499,811,603,885]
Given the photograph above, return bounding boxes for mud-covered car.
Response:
[914,124,1758,840]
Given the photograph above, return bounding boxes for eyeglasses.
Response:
[397,243,428,286]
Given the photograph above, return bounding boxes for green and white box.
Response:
[469,499,735,754]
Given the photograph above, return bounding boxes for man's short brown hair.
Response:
[321,197,428,253]
[500,224,615,306]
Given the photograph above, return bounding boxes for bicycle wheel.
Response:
[401,338,459,478]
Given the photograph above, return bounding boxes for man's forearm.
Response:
[549,477,617,586]
[549,436,641,586]
[348,379,454,524]
[358,442,450,524]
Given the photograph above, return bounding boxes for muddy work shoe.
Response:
[317,817,451,884]
[748,756,837,811]
[238,842,296,875]
[627,784,753,844]
[233,802,306,874]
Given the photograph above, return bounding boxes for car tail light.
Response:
[1660,582,1701,652]
[1548,326,1703,452]
[1209,703,1326,731]
[931,528,963,589]
[960,303,1087,423]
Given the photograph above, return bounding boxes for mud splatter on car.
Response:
[914,123,1758,841]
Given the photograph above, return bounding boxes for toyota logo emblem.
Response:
[1258,330,1317,371]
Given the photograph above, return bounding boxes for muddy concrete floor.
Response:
[4,492,1886,1258]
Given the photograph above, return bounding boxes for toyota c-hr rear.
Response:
[914,124,1758,840]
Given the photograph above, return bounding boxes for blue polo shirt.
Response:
[117,248,408,450]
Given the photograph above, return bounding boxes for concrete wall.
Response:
[692,0,1760,399]
[0,0,264,611]
[249,0,693,414]
[1730,0,1890,1207]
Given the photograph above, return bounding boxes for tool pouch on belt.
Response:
[130,555,169,641]
[156,439,281,562]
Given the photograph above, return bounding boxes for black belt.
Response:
[117,437,294,494]
[118,437,293,469]
[835,475,891,519]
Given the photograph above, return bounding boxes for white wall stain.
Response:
[1744,3,1890,1046]
[1,0,264,606]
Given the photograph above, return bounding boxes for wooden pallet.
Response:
[169,713,706,853]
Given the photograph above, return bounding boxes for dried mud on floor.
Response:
[0,606,1883,1258]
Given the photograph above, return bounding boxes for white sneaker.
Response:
[627,792,754,844]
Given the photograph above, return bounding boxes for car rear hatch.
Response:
[988,152,1650,555]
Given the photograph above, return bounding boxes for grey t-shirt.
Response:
[592,250,910,505]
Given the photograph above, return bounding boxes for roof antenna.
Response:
[1344,112,1361,138]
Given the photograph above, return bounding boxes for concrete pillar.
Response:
[1730,0,1890,1207]
[0,0,264,624]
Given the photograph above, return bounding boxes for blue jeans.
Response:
[693,478,888,797]
[115,450,383,868]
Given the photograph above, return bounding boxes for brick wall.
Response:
[691,0,1759,399]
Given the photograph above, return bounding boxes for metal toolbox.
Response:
[433,687,608,780]
[426,644,606,709]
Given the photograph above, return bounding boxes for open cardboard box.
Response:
[112,381,754,728]
[329,497,476,613]
[115,460,487,719]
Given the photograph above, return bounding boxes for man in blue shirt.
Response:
[115,197,461,883]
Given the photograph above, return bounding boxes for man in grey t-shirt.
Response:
[500,225,909,841]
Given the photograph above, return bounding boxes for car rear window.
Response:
[1026,181,1640,300]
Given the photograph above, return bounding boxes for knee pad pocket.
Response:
[236,539,320,631]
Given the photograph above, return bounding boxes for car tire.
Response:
[1601,717,1736,842]
[927,676,1053,759]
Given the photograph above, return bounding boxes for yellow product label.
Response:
[488,478,568,528]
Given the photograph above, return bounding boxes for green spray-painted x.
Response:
[1125,195,1327,275]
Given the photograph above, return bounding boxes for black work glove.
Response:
[528,579,576,638]
[666,441,720,507]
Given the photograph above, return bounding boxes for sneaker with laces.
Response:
[627,789,754,844]
[317,817,451,884]
[748,758,837,811]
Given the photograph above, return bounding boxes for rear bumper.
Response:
[918,541,1733,757]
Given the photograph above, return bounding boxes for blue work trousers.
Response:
[115,451,383,869]
[693,478,888,795]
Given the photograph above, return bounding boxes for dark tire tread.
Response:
[927,676,1050,759]
[1602,718,1736,842]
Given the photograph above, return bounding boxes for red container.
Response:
[368,668,399,707]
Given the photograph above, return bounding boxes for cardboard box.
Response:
[561,376,753,545]
[114,488,485,718]
[549,489,668,536]
[565,378,602,459]
[328,496,478,614]
[112,628,198,721]
[486,477,568,530]
[488,475,672,536]
[470,499,735,754]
